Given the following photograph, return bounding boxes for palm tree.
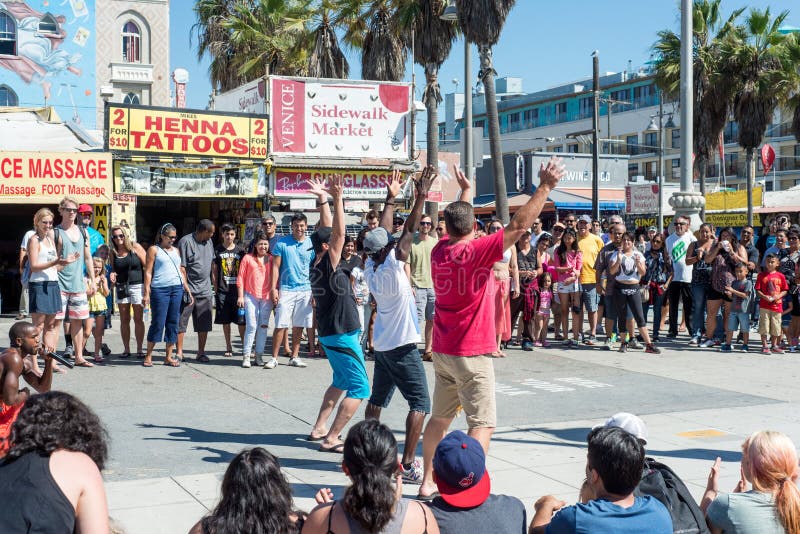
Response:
[724,8,800,224]
[192,0,250,93]
[456,0,516,223]
[652,0,743,218]
[308,9,349,79]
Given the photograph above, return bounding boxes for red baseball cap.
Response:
[78,204,92,214]
[433,430,491,508]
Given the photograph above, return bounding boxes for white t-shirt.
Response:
[611,250,646,283]
[20,230,35,250]
[364,249,421,352]
[666,232,696,283]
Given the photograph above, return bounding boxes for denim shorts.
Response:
[369,343,431,413]
[727,311,750,332]
[28,281,61,315]
[581,285,599,313]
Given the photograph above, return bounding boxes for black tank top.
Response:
[114,251,144,285]
[0,452,75,532]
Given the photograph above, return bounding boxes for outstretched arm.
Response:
[307,176,332,228]
[327,175,346,271]
[455,165,472,202]
[396,166,437,263]
[380,169,404,232]
[505,157,565,251]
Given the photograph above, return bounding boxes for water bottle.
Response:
[144,306,150,323]
[237,306,246,326]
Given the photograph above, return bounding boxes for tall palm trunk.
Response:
[697,154,707,219]
[479,44,507,223]
[424,65,440,168]
[746,147,755,226]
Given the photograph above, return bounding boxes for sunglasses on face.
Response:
[41,221,53,226]
[112,234,124,240]
[420,222,432,226]
[675,222,687,226]
[62,207,78,213]
[262,221,274,226]
[565,219,575,223]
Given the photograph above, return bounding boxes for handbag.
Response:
[114,252,131,300]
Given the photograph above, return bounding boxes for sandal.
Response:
[74,360,94,368]
[142,360,153,367]
[319,442,345,454]
[93,355,105,364]
[163,358,180,367]
[196,354,210,363]
[136,352,145,360]
[223,351,233,358]
[120,352,131,359]
[415,491,440,502]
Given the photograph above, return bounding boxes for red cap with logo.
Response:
[78,204,92,214]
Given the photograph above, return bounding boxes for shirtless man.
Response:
[1,322,55,453]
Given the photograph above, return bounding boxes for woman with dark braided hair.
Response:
[189,447,305,534]
[0,391,109,533]
[303,419,439,533]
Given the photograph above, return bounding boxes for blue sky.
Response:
[171,1,798,139]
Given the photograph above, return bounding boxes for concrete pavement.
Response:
[5,315,800,533]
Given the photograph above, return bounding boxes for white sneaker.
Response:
[700,338,716,348]
[263,358,278,369]
[288,357,307,368]
[241,355,251,368]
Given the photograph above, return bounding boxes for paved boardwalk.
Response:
[4,316,799,533]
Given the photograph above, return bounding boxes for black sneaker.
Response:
[645,343,661,354]
[618,342,628,353]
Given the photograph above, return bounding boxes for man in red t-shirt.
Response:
[755,253,789,354]
[416,157,565,500]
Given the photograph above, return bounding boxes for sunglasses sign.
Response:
[273,168,407,200]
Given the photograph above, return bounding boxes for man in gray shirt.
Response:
[427,431,526,534]
[177,219,216,362]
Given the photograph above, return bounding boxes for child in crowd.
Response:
[86,257,110,363]
[534,272,553,347]
[782,294,794,350]
[723,263,752,353]
[755,254,789,355]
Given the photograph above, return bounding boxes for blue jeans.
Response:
[643,289,667,338]
[147,285,183,344]
[691,283,710,338]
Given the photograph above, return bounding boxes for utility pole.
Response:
[591,51,600,221]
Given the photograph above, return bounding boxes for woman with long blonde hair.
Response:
[702,430,800,533]
[109,225,147,359]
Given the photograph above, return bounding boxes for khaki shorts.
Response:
[759,308,782,337]
[431,352,496,428]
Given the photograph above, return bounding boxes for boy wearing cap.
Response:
[531,427,671,533]
[306,175,370,453]
[363,167,436,483]
[429,430,527,533]
[417,158,565,500]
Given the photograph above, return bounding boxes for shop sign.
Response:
[345,200,370,212]
[106,104,268,159]
[116,162,265,197]
[290,198,316,211]
[530,152,629,189]
[625,215,673,229]
[705,212,749,227]
[112,193,137,242]
[214,79,267,115]
[0,152,112,204]
[625,184,660,214]
[270,76,410,159]
[705,187,762,212]
[274,168,406,200]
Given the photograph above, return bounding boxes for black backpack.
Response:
[634,457,710,534]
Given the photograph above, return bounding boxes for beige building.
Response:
[95,0,171,129]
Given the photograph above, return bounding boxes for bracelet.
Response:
[316,199,330,206]
[385,200,396,205]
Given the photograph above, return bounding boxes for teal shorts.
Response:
[319,330,370,399]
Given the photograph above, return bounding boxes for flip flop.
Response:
[163,359,180,367]
[307,433,340,442]
[136,352,145,360]
[142,361,153,368]
[120,352,131,359]
[74,360,94,368]
[223,351,233,358]
[196,354,210,363]
[93,356,105,364]
[319,443,345,454]
[415,492,440,502]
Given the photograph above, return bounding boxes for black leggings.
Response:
[616,285,645,334]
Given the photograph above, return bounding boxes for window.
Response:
[122,21,141,63]
[0,85,17,106]
[643,161,657,180]
[723,121,738,144]
[643,132,657,152]
[550,145,563,153]
[725,153,739,176]
[578,96,593,119]
[628,163,638,179]
[626,134,638,156]
[523,108,539,128]
[671,129,681,149]
[38,14,59,35]
[633,84,653,106]
[0,11,16,55]
[123,92,140,105]
[507,112,520,132]
[554,102,567,122]
[567,144,579,153]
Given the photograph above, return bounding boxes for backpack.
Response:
[634,458,710,534]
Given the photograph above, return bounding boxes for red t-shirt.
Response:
[756,271,789,313]
[432,230,504,356]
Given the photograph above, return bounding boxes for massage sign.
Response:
[270,76,411,159]
[106,104,269,159]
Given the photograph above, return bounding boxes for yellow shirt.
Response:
[578,233,605,285]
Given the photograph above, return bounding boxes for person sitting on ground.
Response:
[189,447,306,534]
[303,419,439,534]
[427,430,527,534]
[0,391,109,533]
[0,321,55,454]
[701,430,800,534]
[531,426,671,533]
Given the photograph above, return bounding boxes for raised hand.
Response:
[415,165,437,196]
[538,156,566,189]
[306,176,329,200]
[326,173,344,200]
[387,169,403,199]
[454,165,471,191]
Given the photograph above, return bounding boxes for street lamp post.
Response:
[646,91,675,234]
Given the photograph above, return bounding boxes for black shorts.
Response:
[179,294,213,333]
[214,290,239,324]
[707,287,732,302]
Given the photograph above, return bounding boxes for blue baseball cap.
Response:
[432,430,491,508]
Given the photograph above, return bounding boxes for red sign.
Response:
[175,82,186,109]
[761,144,776,176]
[272,78,305,153]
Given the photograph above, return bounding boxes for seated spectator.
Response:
[531,426,671,533]
[702,430,800,534]
[303,419,438,533]
[0,391,109,533]
[190,447,305,534]
[427,430,526,533]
